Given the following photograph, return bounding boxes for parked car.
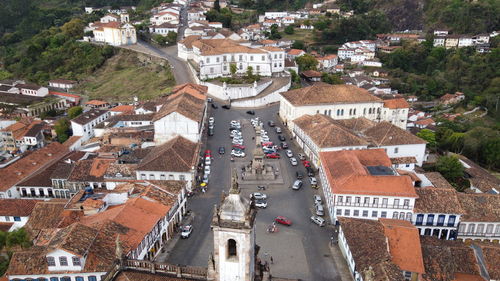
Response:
[209,117,214,124]
[207,98,213,103]
[275,127,282,133]
[309,177,318,187]
[314,195,322,205]
[218,147,225,154]
[205,157,211,166]
[246,110,255,115]
[268,121,275,127]
[275,216,292,226]
[278,135,286,141]
[204,165,211,174]
[255,199,267,208]
[181,225,193,238]
[222,104,231,109]
[310,216,325,227]
[292,180,303,190]
[296,171,303,179]
[290,157,298,166]
[315,204,324,216]
[202,174,209,184]
[204,150,212,157]
[231,150,246,157]
[208,128,214,136]
[232,144,246,150]
[298,153,306,160]
[250,192,267,200]
[303,160,311,167]
[211,103,218,109]
[286,150,293,157]
[265,153,280,159]
[281,142,289,149]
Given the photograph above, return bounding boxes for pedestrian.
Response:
[270,256,274,264]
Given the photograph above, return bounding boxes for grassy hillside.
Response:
[75,49,175,102]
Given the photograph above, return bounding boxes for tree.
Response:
[289,69,300,84]
[246,66,253,78]
[295,54,318,71]
[435,155,464,188]
[321,72,344,84]
[417,129,436,149]
[61,18,84,38]
[230,63,237,76]
[54,117,70,143]
[166,31,177,45]
[284,25,294,34]
[481,138,500,169]
[269,24,281,39]
[291,40,305,50]
[214,0,221,12]
[67,106,83,119]
[152,34,167,46]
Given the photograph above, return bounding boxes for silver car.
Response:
[313,194,322,205]
[292,180,303,190]
[311,216,325,226]
[315,204,324,216]
[290,157,298,166]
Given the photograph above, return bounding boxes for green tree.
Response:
[435,155,464,189]
[291,40,305,50]
[67,106,83,119]
[417,129,437,149]
[295,54,318,71]
[61,18,84,38]
[54,117,70,143]
[289,69,300,84]
[246,66,253,78]
[321,72,344,84]
[230,63,237,76]
[152,34,167,46]
[166,31,177,45]
[5,228,31,249]
[284,25,294,34]
[214,0,221,12]
[481,138,500,169]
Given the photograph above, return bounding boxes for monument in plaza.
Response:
[241,125,278,181]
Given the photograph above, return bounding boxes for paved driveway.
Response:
[162,104,344,281]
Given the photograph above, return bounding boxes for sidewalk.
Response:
[329,242,353,281]
[154,212,195,262]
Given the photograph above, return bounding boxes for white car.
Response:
[286,150,293,157]
[255,199,267,208]
[202,174,209,184]
[311,216,325,227]
[290,157,298,166]
[232,140,244,145]
[181,225,193,238]
[250,192,267,200]
[209,117,214,124]
[205,157,211,165]
[298,153,306,160]
[231,150,246,157]
[309,177,318,186]
[314,194,322,205]
[204,165,211,174]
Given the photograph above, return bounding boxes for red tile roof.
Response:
[287,49,305,55]
[110,105,134,113]
[0,199,41,216]
[281,83,381,106]
[383,98,410,109]
[86,100,109,106]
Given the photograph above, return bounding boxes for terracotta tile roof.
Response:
[179,35,202,48]
[110,105,135,113]
[318,54,337,60]
[47,223,98,257]
[293,114,368,148]
[423,172,454,189]
[390,156,417,164]
[17,83,42,90]
[287,49,305,55]
[281,83,382,106]
[86,100,109,106]
[63,135,82,148]
[153,89,206,122]
[261,46,283,52]
[320,149,418,197]
[172,83,208,98]
[414,187,464,214]
[380,219,425,274]
[457,193,500,222]
[479,244,500,280]
[383,98,410,109]
[192,39,266,55]
[453,273,486,281]
[364,121,426,146]
[457,154,500,193]
[114,181,183,206]
[0,222,13,232]
[137,136,199,172]
[6,248,50,275]
[415,118,435,126]
[0,142,68,191]
[420,236,482,281]
[114,270,193,281]
[301,70,322,78]
[0,199,41,216]
[338,218,405,281]
[25,201,76,235]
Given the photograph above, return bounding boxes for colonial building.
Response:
[0,119,46,153]
[0,199,40,231]
[293,114,426,167]
[71,109,111,142]
[319,149,418,225]
[279,83,409,130]
[338,217,425,281]
[456,193,500,242]
[412,187,464,240]
[88,14,136,46]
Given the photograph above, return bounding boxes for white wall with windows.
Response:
[154,111,204,144]
[457,221,500,242]
[47,249,84,272]
[412,213,461,240]
[0,215,29,231]
[135,171,194,190]
[338,227,362,281]
[8,272,105,281]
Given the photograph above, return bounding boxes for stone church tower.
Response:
[209,171,257,281]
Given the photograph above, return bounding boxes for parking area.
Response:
[163,103,348,281]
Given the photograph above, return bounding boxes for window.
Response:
[372,211,378,217]
[250,56,254,61]
[262,55,265,61]
[373,198,379,206]
[179,175,186,181]
[47,256,56,266]
[216,57,220,63]
[353,210,359,216]
[50,278,59,281]
[210,67,214,74]
[426,215,434,226]
[88,277,97,281]
[406,213,412,221]
[437,215,445,226]
[486,224,494,234]
[416,214,424,225]
[337,196,343,203]
[227,239,237,257]
[141,174,146,180]
[76,277,84,281]
[355,197,360,204]
[59,256,68,266]
[239,55,243,61]
[346,196,351,204]
[149,174,155,180]
[4,216,9,222]
[206,58,210,63]
[61,277,70,281]
[399,213,405,220]
[363,197,369,206]
[447,215,456,226]
[72,257,81,266]
[403,199,409,208]
[468,224,476,234]
[477,224,485,234]
[381,211,387,218]
[223,56,227,62]
[362,210,368,217]
[393,199,400,208]
[344,209,350,216]
[393,212,399,219]
[256,65,260,71]
[382,198,388,207]
[394,147,399,153]
[160,174,166,180]
[336,209,342,215]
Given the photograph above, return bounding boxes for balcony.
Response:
[335,202,412,210]
[458,232,499,238]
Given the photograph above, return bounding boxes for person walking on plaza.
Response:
[270,256,274,264]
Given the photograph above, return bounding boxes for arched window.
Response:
[88,277,97,281]
[353,109,356,115]
[227,239,237,257]
[468,224,475,234]
[363,108,366,115]
[341,109,344,116]
[369,108,372,114]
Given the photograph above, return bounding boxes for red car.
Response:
[266,153,280,159]
[302,160,311,167]
[204,149,212,157]
[275,216,292,226]
[232,144,246,150]
[262,141,273,147]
